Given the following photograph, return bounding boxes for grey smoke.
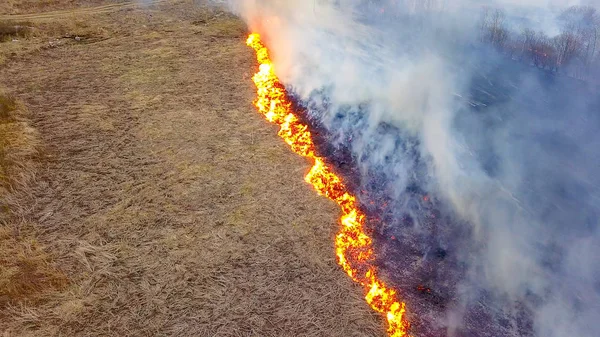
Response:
[227,1,600,336]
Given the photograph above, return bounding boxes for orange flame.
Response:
[246,33,410,337]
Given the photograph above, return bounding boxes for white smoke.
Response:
[227,1,600,336]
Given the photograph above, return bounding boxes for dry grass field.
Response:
[0,1,384,336]
[1,0,113,15]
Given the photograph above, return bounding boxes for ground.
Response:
[0,1,384,336]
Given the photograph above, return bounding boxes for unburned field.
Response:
[0,1,384,336]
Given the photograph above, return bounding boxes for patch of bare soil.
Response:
[0,1,384,336]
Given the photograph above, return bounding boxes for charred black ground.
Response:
[287,43,600,335]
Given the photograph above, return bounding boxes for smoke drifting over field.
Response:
[227,1,600,336]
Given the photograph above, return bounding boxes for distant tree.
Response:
[475,4,600,80]
[480,8,509,48]
[522,28,536,50]
[553,31,582,69]
[557,6,600,76]
[531,32,555,69]
[503,32,521,59]
[519,28,537,61]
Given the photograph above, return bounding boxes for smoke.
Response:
[228,1,600,336]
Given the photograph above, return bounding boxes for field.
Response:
[0,1,383,336]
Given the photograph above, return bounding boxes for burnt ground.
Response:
[0,1,385,336]
[299,46,600,337]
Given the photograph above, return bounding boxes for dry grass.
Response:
[0,225,69,309]
[0,0,111,15]
[0,17,110,66]
[0,93,67,313]
[0,1,385,336]
[0,21,33,41]
[0,0,127,65]
[0,93,38,206]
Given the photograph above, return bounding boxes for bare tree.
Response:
[475,3,600,80]
[553,31,582,69]
[520,28,537,61]
[480,8,509,48]
[557,6,600,76]
[529,32,554,69]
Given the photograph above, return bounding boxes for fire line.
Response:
[246,33,410,337]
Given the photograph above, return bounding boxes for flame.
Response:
[246,33,410,337]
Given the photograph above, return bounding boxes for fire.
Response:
[246,33,410,336]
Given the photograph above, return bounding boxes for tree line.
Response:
[480,6,600,82]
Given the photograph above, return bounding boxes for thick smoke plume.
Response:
[227,1,600,336]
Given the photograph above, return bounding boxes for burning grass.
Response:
[246,33,410,336]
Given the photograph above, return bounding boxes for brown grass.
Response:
[0,225,69,308]
[0,93,67,312]
[0,16,110,66]
[0,21,33,41]
[0,1,385,336]
[0,93,38,201]
[0,0,111,15]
